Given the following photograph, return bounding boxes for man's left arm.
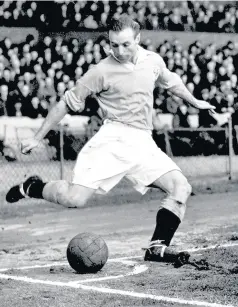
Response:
[156,66,215,111]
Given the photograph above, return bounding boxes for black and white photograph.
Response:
[0,1,238,306]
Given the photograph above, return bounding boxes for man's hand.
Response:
[21,138,40,155]
[192,100,216,113]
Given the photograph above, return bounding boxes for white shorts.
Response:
[72,121,181,195]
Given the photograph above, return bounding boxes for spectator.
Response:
[62,52,74,76]
[212,3,225,30]
[206,71,217,90]
[167,13,184,31]
[0,85,10,116]
[185,15,196,31]
[15,84,33,116]
[30,96,41,118]
[1,69,16,94]
[15,102,23,117]
[41,77,57,104]
[21,71,38,96]
[75,66,83,79]
[83,15,98,29]
[219,11,235,33]
[173,104,190,128]
[55,82,66,102]
[38,99,49,118]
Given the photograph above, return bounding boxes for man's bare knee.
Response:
[172,175,192,203]
[65,184,95,208]
[64,193,88,208]
[43,181,95,208]
[157,171,192,203]
[159,174,192,221]
[176,178,192,195]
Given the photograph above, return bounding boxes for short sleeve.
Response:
[155,55,183,90]
[64,65,104,112]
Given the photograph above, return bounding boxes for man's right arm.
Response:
[21,99,69,154]
[36,64,104,141]
[21,65,104,154]
[34,99,68,142]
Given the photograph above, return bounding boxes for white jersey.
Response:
[64,46,181,131]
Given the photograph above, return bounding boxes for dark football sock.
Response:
[151,208,181,246]
[23,181,46,199]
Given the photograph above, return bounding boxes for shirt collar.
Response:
[136,46,148,63]
[107,45,148,65]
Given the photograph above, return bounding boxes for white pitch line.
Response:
[78,284,236,307]
[187,241,238,253]
[0,259,148,284]
[0,258,138,273]
[71,263,148,284]
[0,273,234,307]
[0,262,68,272]
[108,255,142,261]
[0,257,140,273]
[0,244,237,307]
[0,241,238,273]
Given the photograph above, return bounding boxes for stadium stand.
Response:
[0,1,238,33]
[1,32,237,122]
[0,0,238,158]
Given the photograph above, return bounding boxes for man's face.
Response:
[109,28,140,63]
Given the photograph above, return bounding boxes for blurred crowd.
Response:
[1,1,238,158]
[151,38,238,127]
[1,32,238,127]
[1,1,238,33]
[0,0,238,129]
[0,34,108,118]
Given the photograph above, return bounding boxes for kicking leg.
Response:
[6,176,95,208]
[145,170,192,263]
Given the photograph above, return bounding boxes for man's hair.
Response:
[108,14,140,36]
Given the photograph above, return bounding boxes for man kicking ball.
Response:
[6,14,215,264]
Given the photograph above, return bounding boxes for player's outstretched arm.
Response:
[168,80,215,111]
[21,64,104,154]
[21,100,68,154]
[156,67,215,112]
[34,100,68,142]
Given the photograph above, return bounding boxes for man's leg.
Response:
[6,176,96,208]
[145,170,192,263]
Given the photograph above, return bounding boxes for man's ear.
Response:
[135,33,141,44]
